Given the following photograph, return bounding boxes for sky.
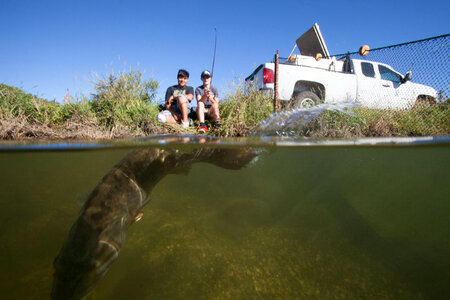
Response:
[1,0,449,104]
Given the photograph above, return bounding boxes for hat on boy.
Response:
[201,70,211,78]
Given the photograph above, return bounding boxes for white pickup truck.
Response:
[245,24,437,110]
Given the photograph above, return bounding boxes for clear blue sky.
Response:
[1,0,449,103]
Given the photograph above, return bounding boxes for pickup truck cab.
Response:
[245,24,437,110]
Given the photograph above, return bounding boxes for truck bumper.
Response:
[260,88,273,98]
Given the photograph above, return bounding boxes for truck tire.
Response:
[414,95,436,107]
[289,91,320,108]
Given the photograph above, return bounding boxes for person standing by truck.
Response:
[157,69,194,127]
[195,70,221,133]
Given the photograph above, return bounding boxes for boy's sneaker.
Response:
[197,125,208,134]
[181,121,190,128]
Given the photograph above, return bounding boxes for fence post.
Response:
[274,49,279,112]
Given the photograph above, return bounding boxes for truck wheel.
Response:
[414,95,436,107]
[289,91,320,109]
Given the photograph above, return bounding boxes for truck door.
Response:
[356,61,384,108]
[378,64,415,109]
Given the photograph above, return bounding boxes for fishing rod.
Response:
[211,28,217,83]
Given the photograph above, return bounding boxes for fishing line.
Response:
[211,28,217,83]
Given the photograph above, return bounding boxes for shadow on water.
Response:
[323,190,449,299]
[51,143,258,300]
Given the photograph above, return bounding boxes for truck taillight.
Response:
[263,68,274,84]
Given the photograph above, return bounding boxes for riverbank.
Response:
[1,79,449,141]
[0,76,274,140]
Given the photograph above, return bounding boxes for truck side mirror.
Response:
[403,71,412,82]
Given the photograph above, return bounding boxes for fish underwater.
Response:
[51,146,258,300]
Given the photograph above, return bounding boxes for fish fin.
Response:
[132,212,144,224]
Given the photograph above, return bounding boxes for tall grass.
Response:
[218,82,273,136]
[90,69,160,131]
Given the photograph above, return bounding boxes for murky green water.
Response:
[0,137,449,299]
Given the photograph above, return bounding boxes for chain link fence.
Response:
[275,34,449,137]
[334,34,449,100]
[329,34,449,136]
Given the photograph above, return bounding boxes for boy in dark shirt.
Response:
[195,70,220,133]
[157,69,194,127]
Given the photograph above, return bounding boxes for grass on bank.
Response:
[1,72,449,139]
[90,70,160,129]
[0,76,275,140]
[0,70,164,140]
[301,103,449,138]
[215,82,274,137]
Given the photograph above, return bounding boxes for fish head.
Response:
[52,217,125,300]
[52,242,119,299]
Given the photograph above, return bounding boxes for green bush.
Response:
[90,69,160,130]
